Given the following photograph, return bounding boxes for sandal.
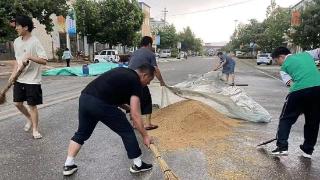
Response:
[24,122,32,132]
[33,131,43,139]
[145,125,159,130]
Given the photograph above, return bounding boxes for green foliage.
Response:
[0,0,69,42]
[224,1,290,53]
[157,24,178,49]
[55,47,64,61]
[178,26,202,52]
[75,0,143,47]
[290,0,320,50]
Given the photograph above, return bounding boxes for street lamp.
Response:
[234,19,238,31]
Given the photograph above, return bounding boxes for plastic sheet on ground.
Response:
[42,62,120,76]
[164,71,272,123]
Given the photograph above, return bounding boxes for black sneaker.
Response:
[63,164,78,176]
[129,161,153,173]
[271,147,288,156]
[300,145,312,159]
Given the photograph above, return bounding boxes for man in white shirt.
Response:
[9,15,47,139]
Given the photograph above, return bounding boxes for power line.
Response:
[169,0,257,17]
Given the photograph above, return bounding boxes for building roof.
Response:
[139,2,151,8]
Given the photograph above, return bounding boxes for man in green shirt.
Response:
[271,47,320,158]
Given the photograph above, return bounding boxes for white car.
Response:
[257,53,272,65]
[94,50,120,63]
[159,49,171,58]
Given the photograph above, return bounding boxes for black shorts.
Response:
[140,86,152,115]
[13,82,43,106]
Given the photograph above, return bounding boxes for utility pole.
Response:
[162,8,168,24]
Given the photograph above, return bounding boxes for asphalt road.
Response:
[0,57,319,180]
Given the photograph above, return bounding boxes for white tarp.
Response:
[163,71,272,123]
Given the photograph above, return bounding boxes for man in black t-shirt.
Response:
[63,64,155,176]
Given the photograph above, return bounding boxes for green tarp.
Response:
[42,62,122,76]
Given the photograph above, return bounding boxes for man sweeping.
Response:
[63,64,155,176]
[213,52,236,86]
[271,47,320,158]
[129,36,166,130]
[9,15,47,139]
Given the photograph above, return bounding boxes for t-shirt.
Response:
[62,50,73,60]
[281,52,320,92]
[14,35,47,84]
[280,49,320,86]
[128,47,157,70]
[220,54,235,69]
[82,67,143,105]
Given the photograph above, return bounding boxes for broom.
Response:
[150,144,179,180]
[0,61,29,105]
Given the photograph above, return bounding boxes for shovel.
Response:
[0,61,29,105]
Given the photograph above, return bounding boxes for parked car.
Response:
[257,53,272,65]
[94,49,120,63]
[235,51,244,57]
[159,49,171,58]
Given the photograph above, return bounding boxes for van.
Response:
[159,49,171,58]
[94,49,120,63]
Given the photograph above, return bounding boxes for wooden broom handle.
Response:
[1,61,29,94]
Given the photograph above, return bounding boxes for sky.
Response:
[139,0,302,43]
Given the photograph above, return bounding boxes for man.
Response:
[213,52,236,86]
[271,47,320,158]
[63,64,155,176]
[280,48,320,87]
[9,15,47,139]
[128,36,166,130]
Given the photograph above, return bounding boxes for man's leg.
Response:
[98,106,152,173]
[301,89,320,156]
[28,105,42,138]
[141,86,157,130]
[14,102,32,131]
[63,94,98,176]
[13,82,32,131]
[272,92,302,155]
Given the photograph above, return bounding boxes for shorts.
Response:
[140,86,152,115]
[222,62,235,74]
[13,82,43,106]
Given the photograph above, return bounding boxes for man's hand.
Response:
[160,81,166,86]
[143,135,153,148]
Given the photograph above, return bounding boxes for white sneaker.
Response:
[300,145,312,159]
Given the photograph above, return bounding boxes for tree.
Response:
[157,24,178,49]
[0,0,69,42]
[96,0,143,49]
[290,0,320,50]
[74,0,101,44]
[258,5,290,52]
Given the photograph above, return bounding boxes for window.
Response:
[100,51,106,55]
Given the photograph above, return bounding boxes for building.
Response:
[203,42,227,56]
[287,0,314,52]
[139,2,152,37]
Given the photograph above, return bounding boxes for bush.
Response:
[171,48,178,58]
[55,48,64,62]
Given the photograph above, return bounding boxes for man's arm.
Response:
[280,71,293,87]
[214,60,226,71]
[155,66,166,86]
[25,55,47,65]
[130,95,152,147]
